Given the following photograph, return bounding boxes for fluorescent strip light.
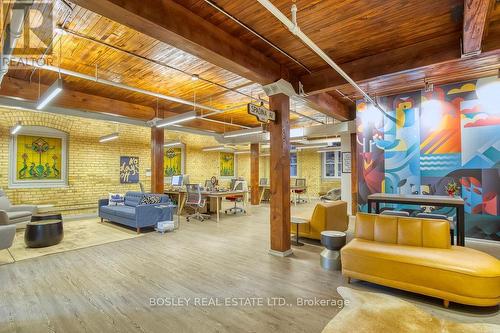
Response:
[202,145,234,152]
[317,147,341,153]
[223,127,263,138]
[290,127,305,138]
[11,123,22,135]
[156,111,197,128]
[99,132,119,143]
[36,78,63,110]
[164,140,182,147]
[234,150,250,154]
[296,144,328,150]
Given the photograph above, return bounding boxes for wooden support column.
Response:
[350,132,358,215]
[269,93,292,256]
[151,126,164,194]
[250,143,260,205]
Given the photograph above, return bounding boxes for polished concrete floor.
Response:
[0,201,498,333]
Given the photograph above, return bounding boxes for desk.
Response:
[164,189,248,222]
[367,193,465,246]
[258,185,307,205]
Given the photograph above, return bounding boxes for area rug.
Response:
[0,219,143,265]
[322,287,499,333]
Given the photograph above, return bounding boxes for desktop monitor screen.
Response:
[171,175,183,186]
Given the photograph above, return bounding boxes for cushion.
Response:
[355,213,375,240]
[6,211,32,223]
[140,195,162,205]
[108,193,125,206]
[374,215,398,244]
[422,218,450,249]
[124,192,144,207]
[0,195,11,211]
[397,218,423,247]
[100,205,136,220]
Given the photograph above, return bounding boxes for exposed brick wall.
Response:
[0,108,232,215]
[236,150,341,198]
[0,108,152,215]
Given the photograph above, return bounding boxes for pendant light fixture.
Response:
[223,127,263,138]
[99,132,119,143]
[36,78,63,110]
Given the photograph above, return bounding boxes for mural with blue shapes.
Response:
[357,76,500,241]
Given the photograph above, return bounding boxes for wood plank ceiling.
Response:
[1,0,499,132]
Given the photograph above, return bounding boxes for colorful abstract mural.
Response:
[357,76,500,241]
[164,148,182,177]
[16,135,62,181]
[120,156,139,183]
[219,152,235,177]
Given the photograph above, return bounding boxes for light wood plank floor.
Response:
[0,201,498,333]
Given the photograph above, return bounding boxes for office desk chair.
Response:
[185,184,210,222]
[225,181,247,215]
[293,178,309,204]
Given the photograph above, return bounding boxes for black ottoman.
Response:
[25,219,64,248]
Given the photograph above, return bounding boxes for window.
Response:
[322,151,342,179]
[9,126,68,188]
[290,152,298,177]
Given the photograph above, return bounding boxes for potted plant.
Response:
[445,180,460,197]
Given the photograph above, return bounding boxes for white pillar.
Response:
[340,133,352,214]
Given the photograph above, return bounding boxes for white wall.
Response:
[340,133,352,214]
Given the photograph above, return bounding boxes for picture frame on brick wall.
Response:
[9,126,68,188]
[120,156,139,183]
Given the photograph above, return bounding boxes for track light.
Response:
[99,132,119,143]
[11,123,22,135]
[223,127,263,138]
[156,111,197,128]
[36,78,63,110]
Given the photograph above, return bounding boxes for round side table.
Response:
[291,217,309,246]
[320,231,346,271]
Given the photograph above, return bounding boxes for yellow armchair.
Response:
[291,201,348,240]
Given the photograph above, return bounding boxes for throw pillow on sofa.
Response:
[108,193,125,206]
[140,195,162,205]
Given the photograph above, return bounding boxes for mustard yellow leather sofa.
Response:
[291,201,348,240]
[341,213,500,307]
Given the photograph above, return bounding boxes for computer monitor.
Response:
[182,175,190,185]
[171,175,183,187]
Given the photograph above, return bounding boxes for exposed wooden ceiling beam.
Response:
[304,94,353,121]
[70,0,350,121]
[0,76,156,119]
[70,0,280,85]
[300,33,461,95]
[0,76,240,132]
[462,0,495,56]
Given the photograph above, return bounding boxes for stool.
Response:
[320,231,346,271]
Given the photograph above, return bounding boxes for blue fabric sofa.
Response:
[98,192,173,233]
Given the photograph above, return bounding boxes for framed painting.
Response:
[120,156,139,183]
[164,146,184,177]
[9,126,68,188]
[342,152,351,173]
[220,152,235,177]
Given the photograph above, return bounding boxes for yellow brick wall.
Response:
[0,108,152,215]
[236,150,341,198]
[0,109,235,215]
